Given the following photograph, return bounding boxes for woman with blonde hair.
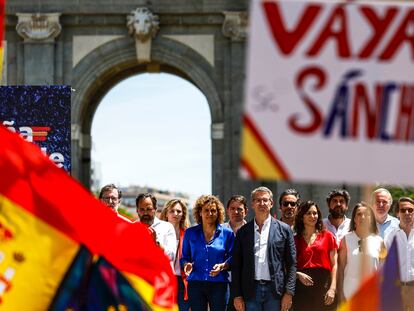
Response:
[181,195,235,311]
[160,199,190,311]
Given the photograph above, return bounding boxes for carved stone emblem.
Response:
[127,8,160,43]
[222,11,247,42]
[16,13,61,42]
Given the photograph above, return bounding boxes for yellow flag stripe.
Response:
[337,301,351,311]
[0,194,79,310]
[123,272,179,311]
[241,124,286,179]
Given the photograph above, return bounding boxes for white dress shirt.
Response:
[385,227,414,282]
[254,215,271,281]
[151,217,177,263]
[223,220,247,235]
[323,217,351,246]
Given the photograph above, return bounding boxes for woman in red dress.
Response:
[293,200,338,311]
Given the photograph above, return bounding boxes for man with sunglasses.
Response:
[278,189,300,229]
[385,197,414,311]
[323,189,351,246]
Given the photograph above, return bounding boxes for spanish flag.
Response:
[0,0,4,80]
[0,125,177,310]
[339,238,403,311]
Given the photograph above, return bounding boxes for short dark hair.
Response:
[99,184,122,199]
[349,202,378,234]
[294,200,324,235]
[136,193,157,209]
[395,197,414,213]
[226,195,247,211]
[279,188,300,205]
[326,189,350,206]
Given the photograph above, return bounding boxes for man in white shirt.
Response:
[232,187,296,311]
[372,188,400,239]
[99,184,133,223]
[385,197,414,311]
[136,193,177,263]
[223,195,248,235]
[322,189,351,246]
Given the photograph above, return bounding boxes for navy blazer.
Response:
[231,217,296,300]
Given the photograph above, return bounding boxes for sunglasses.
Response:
[400,208,414,214]
[282,201,297,207]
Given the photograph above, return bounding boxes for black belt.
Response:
[401,281,414,286]
[255,279,271,285]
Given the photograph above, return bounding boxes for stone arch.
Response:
[71,35,223,189]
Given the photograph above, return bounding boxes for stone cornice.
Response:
[222,11,247,42]
[16,13,61,42]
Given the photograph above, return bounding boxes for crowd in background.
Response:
[98,184,414,311]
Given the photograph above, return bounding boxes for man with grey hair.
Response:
[372,188,399,238]
[99,184,133,223]
[322,189,351,246]
[232,186,296,311]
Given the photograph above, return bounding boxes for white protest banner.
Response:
[241,0,414,185]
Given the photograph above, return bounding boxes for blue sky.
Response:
[91,73,212,199]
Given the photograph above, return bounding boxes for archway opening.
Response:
[91,72,212,210]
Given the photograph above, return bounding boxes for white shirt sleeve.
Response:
[162,221,177,262]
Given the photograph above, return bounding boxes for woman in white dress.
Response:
[337,202,387,302]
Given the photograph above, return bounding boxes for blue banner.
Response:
[0,85,71,172]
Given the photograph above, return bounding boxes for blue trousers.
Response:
[176,276,190,311]
[188,281,228,311]
[245,282,281,311]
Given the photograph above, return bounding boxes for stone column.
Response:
[222,11,259,208]
[71,123,92,187]
[16,13,61,84]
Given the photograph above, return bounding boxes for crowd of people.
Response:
[98,184,414,311]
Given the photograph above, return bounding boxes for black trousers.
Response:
[293,268,337,311]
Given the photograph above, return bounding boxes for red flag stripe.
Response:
[243,114,290,179]
[0,126,176,308]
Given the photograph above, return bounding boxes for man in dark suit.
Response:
[231,186,296,311]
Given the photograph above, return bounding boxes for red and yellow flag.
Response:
[338,237,403,311]
[0,125,177,310]
[240,115,290,180]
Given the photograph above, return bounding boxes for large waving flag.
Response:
[339,237,403,311]
[0,125,177,310]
